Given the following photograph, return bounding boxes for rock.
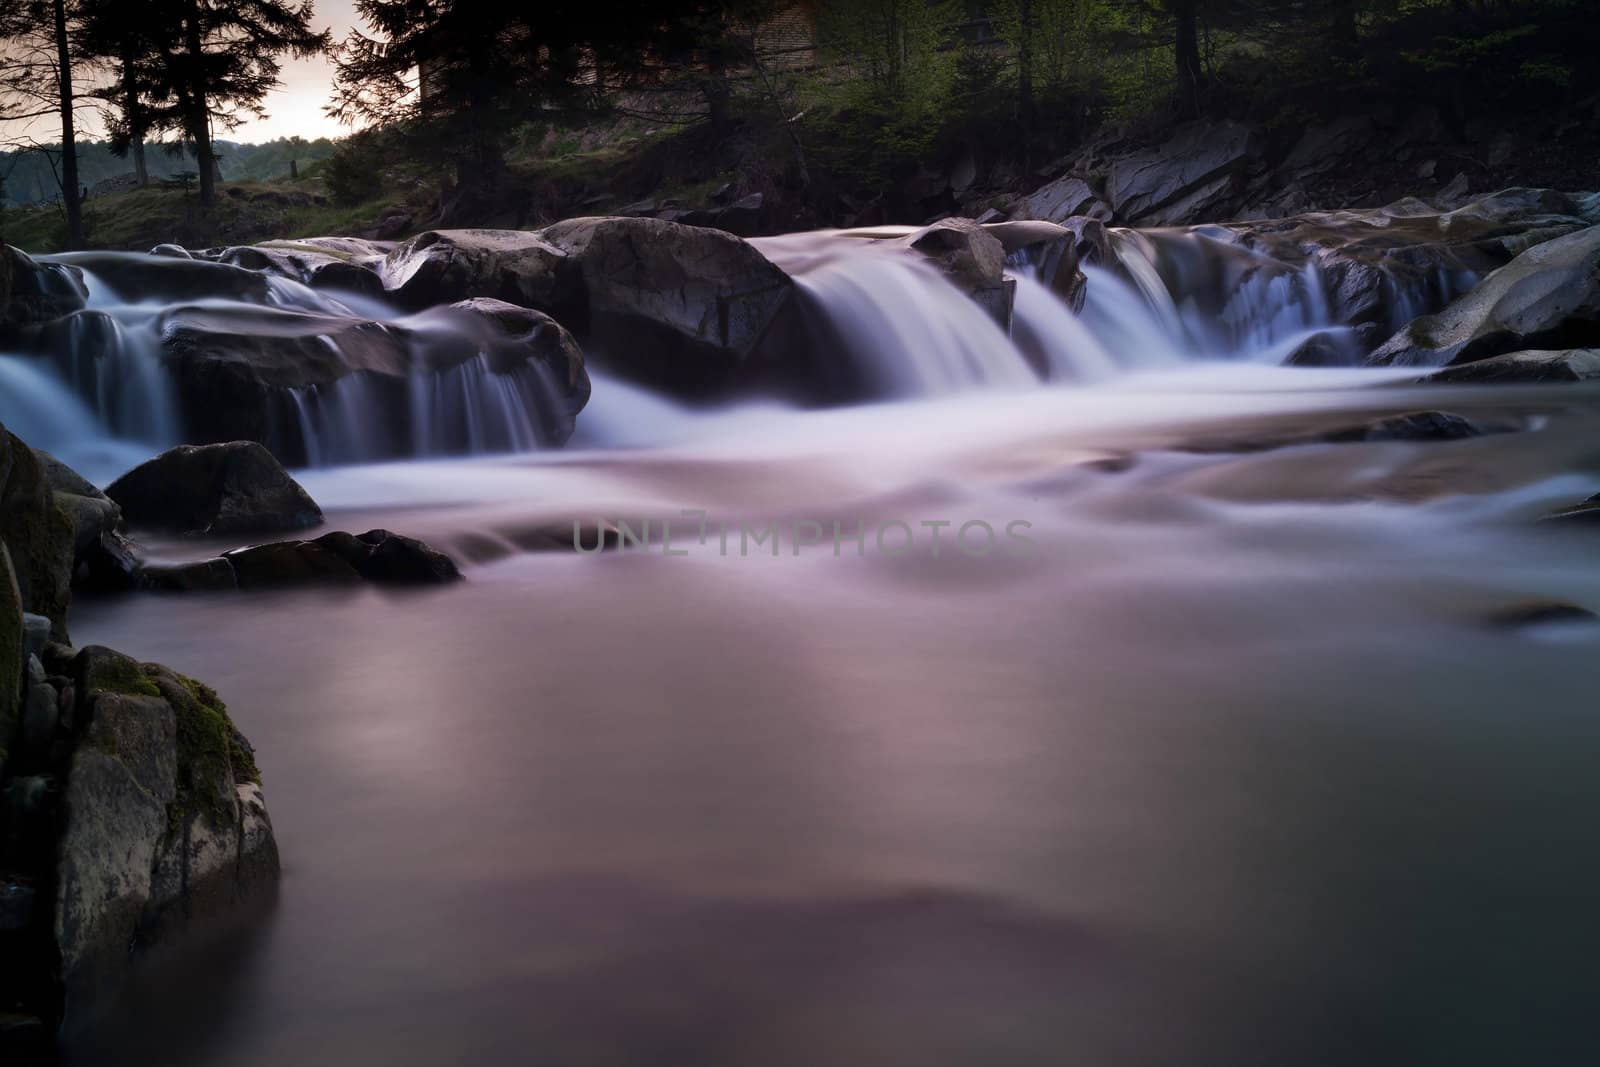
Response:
[30,447,140,590]
[149,244,193,259]
[106,442,323,537]
[1541,493,1600,527]
[222,541,361,588]
[1106,120,1260,226]
[381,228,572,311]
[157,297,589,458]
[1335,411,1491,442]
[536,217,794,394]
[1425,348,1600,383]
[980,219,1091,308]
[140,557,240,593]
[0,550,20,778]
[22,664,58,756]
[207,240,387,297]
[45,250,270,305]
[1280,116,1374,184]
[0,428,76,638]
[54,648,278,1016]
[146,528,459,591]
[313,529,462,584]
[897,218,1011,325]
[1368,224,1600,367]
[1016,175,1109,224]
[1,245,85,338]
[21,613,50,660]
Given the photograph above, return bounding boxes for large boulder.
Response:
[538,217,795,395]
[106,441,323,537]
[53,647,278,1018]
[1368,223,1600,367]
[1014,175,1110,224]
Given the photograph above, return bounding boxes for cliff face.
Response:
[0,423,280,1057]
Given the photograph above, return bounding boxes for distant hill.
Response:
[1,138,339,206]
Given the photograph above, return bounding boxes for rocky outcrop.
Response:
[1105,120,1261,227]
[381,228,571,311]
[143,529,461,591]
[0,425,280,1050]
[1368,223,1600,367]
[106,442,323,537]
[1425,347,1600,383]
[45,251,271,305]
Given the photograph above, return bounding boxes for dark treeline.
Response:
[1,137,336,206]
[2,0,1595,245]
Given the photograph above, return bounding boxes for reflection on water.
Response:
[66,378,1600,1066]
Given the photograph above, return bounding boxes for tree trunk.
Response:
[1173,0,1203,119]
[53,0,83,248]
[185,0,215,207]
[123,57,149,186]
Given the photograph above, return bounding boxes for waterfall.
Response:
[783,245,1039,396]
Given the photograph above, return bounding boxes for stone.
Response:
[1424,347,1600,384]
[537,216,794,394]
[381,228,572,311]
[21,613,50,660]
[1,245,84,338]
[313,529,462,584]
[140,558,239,593]
[106,441,323,537]
[222,541,362,588]
[1541,493,1600,527]
[1105,120,1259,225]
[1016,175,1109,224]
[0,428,76,637]
[898,218,1011,325]
[1368,224,1600,368]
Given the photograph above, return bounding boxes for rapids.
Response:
[6,225,1599,1063]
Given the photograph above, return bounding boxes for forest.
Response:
[2,0,1595,249]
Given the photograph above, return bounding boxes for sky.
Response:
[4,0,360,145]
[238,0,359,142]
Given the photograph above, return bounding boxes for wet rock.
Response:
[314,529,462,584]
[223,541,361,588]
[22,613,50,660]
[898,218,1011,325]
[1332,411,1492,443]
[1541,493,1600,527]
[146,529,460,591]
[1368,224,1600,367]
[54,648,279,1015]
[1425,348,1600,384]
[538,216,794,395]
[207,240,388,297]
[1,245,84,337]
[381,228,572,311]
[45,250,269,305]
[31,447,141,590]
[106,442,323,537]
[0,428,76,637]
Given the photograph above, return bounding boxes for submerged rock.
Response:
[142,529,461,591]
[1368,223,1600,367]
[106,442,323,537]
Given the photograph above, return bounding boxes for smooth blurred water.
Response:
[64,372,1600,1066]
